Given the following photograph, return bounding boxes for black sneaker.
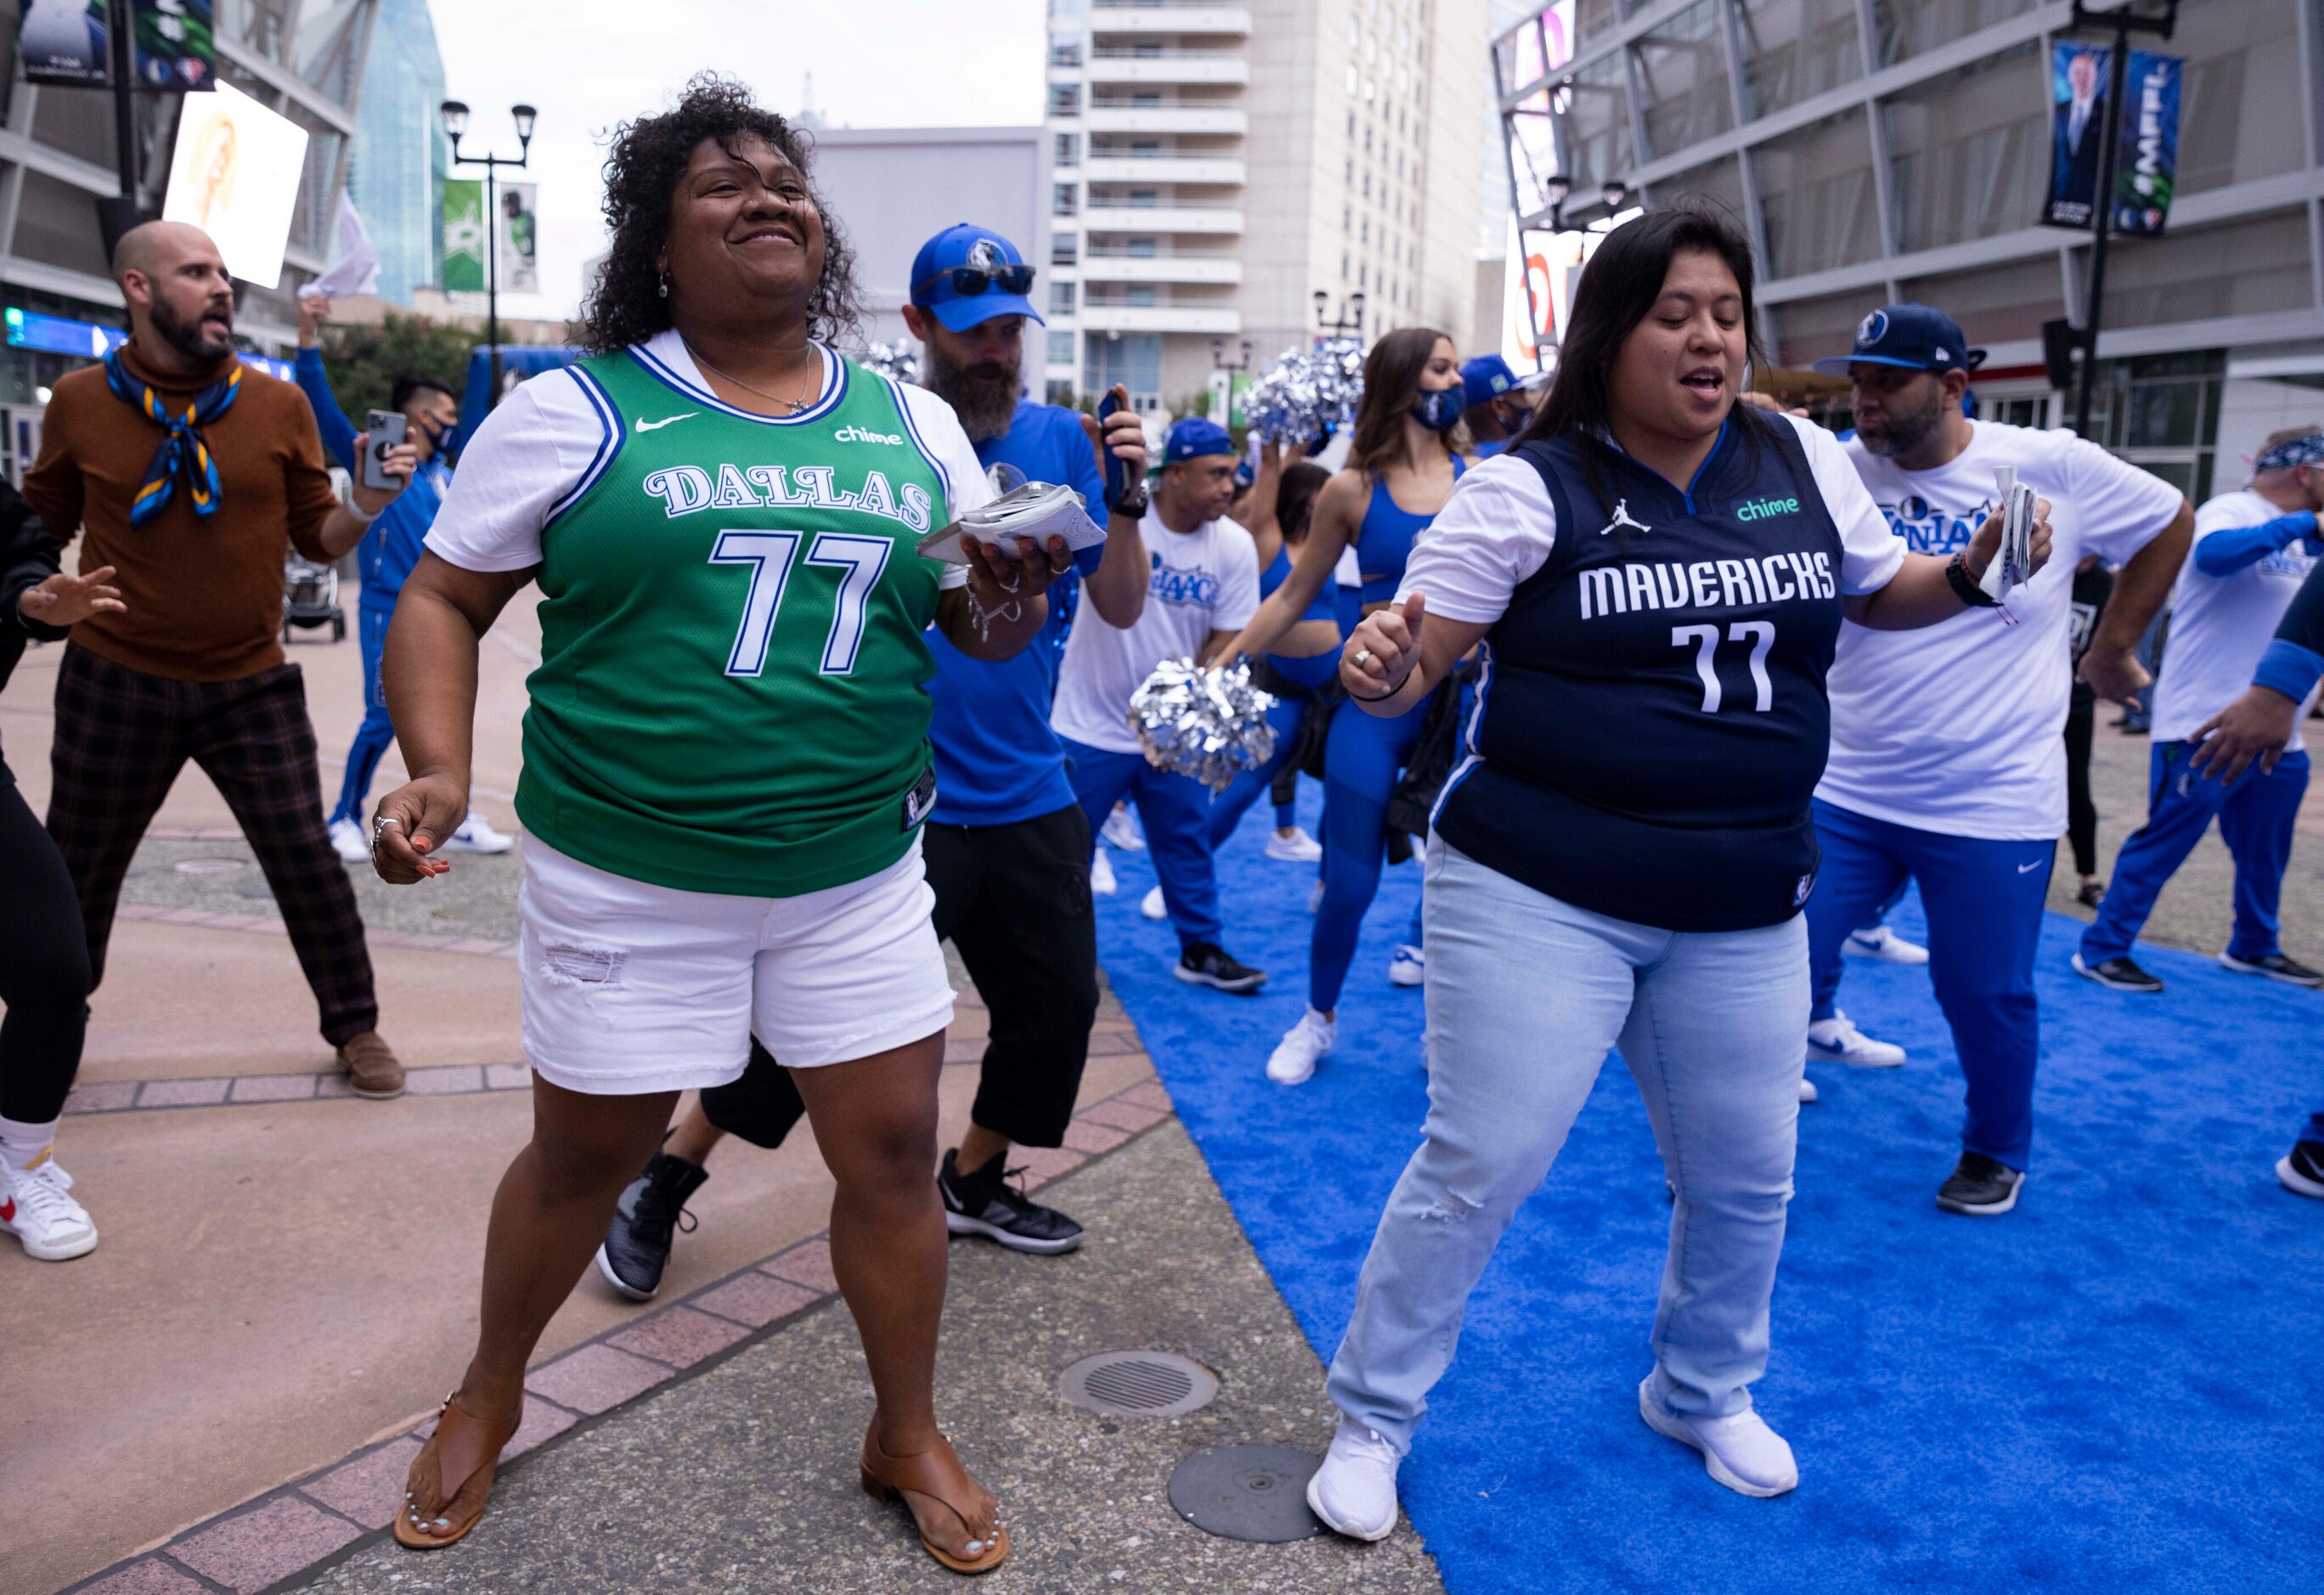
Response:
[1936,1153,2024,1216]
[2276,1141,2324,1199]
[2219,950,2324,988]
[2072,952,2164,993]
[594,1150,707,1301]
[1176,941,1267,994]
[939,1149,1085,1254]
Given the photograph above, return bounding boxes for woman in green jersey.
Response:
[371,77,1065,1574]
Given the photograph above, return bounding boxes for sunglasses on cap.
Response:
[917,262,1035,300]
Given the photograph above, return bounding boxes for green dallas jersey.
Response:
[515,347,961,897]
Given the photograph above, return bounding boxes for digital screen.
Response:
[5,306,126,358]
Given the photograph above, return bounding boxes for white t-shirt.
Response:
[2150,488,2322,750]
[426,329,982,585]
[1819,421,2183,839]
[1402,414,1907,623]
[1050,505,1261,754]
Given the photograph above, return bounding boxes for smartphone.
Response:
[1096,388,1137,514]
[361,409,407,493]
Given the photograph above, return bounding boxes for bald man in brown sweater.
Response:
[25,222,421,1099]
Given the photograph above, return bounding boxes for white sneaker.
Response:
[1806,1011,1905,1068]
[1308,878,1326,913]
[1306,1417,1401,1541]
[1847,924,1929,965]
[1638,1378,1797,1497]
[1091,847,1118,896]
[443,810,516,854]
[1,1156,98,1261]
[1141,885,1168,921]
[1797,1076,1819,1104]
[328,815,369,863]
[1388,944,1425,987]
[1266,826,1323,863]
[1101,806,1145,851]
[1266,1007,1334,1085]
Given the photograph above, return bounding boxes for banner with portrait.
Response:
[161,81,308,285]
[498,181,539,295]
[2045,42,2111,229]
[18,0,110,86]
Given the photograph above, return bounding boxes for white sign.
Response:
[162,80,308,286]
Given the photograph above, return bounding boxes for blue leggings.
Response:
[330,605,396,826]
[1209,650,1340,846]
[1311,695,1428,1012]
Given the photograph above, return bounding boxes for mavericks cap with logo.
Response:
[1459,353,1543,409]
[910,223,1044,333]
[1164,416,1235,464]
[1810,304,1986,376]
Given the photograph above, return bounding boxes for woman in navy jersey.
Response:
[1303,205,2050,1536]
[1212,444,1338,858]
[1219,329,1469,1084]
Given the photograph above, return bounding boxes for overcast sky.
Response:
[421,0,1046,320]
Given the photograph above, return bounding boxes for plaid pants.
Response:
[47,645,378,1045]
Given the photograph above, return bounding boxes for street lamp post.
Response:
[439,99,537,411]
[1313,290,1366,342]
[1210,335,1253,427]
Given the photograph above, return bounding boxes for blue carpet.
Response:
[1095,795,2323,1594]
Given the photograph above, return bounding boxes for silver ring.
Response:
[1352,647,1374,667]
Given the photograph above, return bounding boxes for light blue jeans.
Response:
[1326,841,1808,1451]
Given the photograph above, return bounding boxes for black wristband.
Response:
[1945,550,1998,608]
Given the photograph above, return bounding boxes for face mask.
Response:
[1412,386,1464,433]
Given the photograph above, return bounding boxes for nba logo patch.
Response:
[1793,872,1814,907]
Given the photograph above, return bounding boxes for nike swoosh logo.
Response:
[635,414,696,433]
[2017,860,2044,873]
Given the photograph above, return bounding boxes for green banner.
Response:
[442,178,484,292]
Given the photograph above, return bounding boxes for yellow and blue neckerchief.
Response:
[104,348,242,528]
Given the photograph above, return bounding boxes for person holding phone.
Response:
[1306,204,2050,1537]
[596,221,1152,1294]
[372,80,1069,1571]
[291,296,510,861]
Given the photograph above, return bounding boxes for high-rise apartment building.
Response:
[348,0,448,307]
[1044,0,1488,413]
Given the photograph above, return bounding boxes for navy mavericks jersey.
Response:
[1435,415,1846,932]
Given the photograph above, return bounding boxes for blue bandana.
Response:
[2253,432,2324,475]
[104,347,242,527]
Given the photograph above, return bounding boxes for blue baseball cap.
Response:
[1811,304,1985,376]
[909,223,1044,334]
[1163,416,1234,464]
[1460,354,1521,409]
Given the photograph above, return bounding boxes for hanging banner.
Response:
[2045,42,2111,229]
[19,0,110,86]
[2111,50,2181,236]
[161,81,308,285]
[133,0,214,91]
[442,178,485,292]
[499,181,539,295]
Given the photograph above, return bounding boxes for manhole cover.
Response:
[174,858,245,875]
[1058,1350,1218,1417]
[1168,1444,1323,1541]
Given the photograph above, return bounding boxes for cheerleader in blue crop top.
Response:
[1210,447,1340,852]
[1303,207,2049,1537]
[1218,329,1472,1080]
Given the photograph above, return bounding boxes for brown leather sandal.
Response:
[859,1422,1011,1575]
[395,1391,524,1551]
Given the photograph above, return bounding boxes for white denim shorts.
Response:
[516,835,956,1096]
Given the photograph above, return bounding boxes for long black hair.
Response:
[1512,201,1767,513]
[580,74,861,355]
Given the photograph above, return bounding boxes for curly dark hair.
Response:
[580,73,861,354]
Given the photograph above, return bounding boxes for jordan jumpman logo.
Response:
[1602,499,1650,536]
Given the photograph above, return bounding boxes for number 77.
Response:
[711,528,892,679]
[1671,621,1775,713]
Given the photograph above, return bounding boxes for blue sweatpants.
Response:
[2081,743,2310,966]
[1805,797,2055,1170]
[1311,695,1428,1012]
[1063,737,1222,950]
[328,605,397,827]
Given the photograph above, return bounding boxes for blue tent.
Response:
[450,345,581,455]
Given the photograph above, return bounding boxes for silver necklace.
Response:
[682,339,819,414]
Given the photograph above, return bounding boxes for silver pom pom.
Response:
[1127,658,1278,794]
[1241,337,1366,445]
[862,339,922,386]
